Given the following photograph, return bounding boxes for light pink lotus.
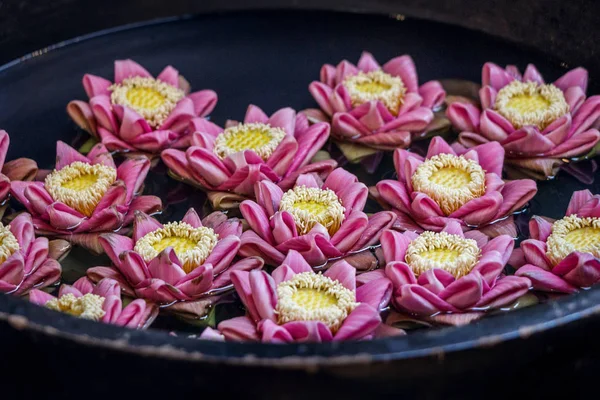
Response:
[10,141,161,253]
[513,190,600,293]
[239,168,397,267]
[0,213,67,295]
[67,59,217,154]
[447,62,600,179]
[378,222,531,315]
[374,136,537,237]
[0,130,38,213]
[30,277,158,329]
[214,250,390,343]
[309,52,446,150]
[161,105,336,208]
[87,208,263,305]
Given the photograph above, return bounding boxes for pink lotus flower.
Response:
[0,213,67,295]
[0,130,39,216]
[30,277,157,329]
[87,208,263,310]
[373,136,537,237]
[447,62,600,179]
[67,59,217,154]
[513,190,600,293]
[214,250,391,342]
[10,141,161,253]
[238,167,396,267]
[378,222,531,315]
[309,51,446,151]
[161,104,335,209]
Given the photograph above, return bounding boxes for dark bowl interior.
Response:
[0,8,599,399]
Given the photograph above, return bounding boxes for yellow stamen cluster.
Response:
[134,222,219,274]
[411,154,486,215]
[0,224,19,264]
[45,161,117,217]
[546,215,600,265]
[343,70,406,115]
[213,123,286,161]
[494,80,569,130]
[110,76,185,128]
[45,293,106,321]
[405,231,481,279]
[276,272,357,332]
[279,186,346,236]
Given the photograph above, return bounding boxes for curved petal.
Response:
[333,303,381,341]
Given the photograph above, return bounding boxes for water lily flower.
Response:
[308,51,446,152]
[30,277,158,329]
[214,249,391,342]
[10,141,161,253]
[238,167,396,267]
[67,59,217,154]
[447,62,600,179]
[86,208,263,315]
[0,130,39,217]
[0,213,67,295]
[379,222,531,315]
[161,104,336,209]
[373,136,537,237]
[512,190,600,293]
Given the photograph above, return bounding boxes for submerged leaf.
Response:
[335,141,379,163]
[78,137,99,155]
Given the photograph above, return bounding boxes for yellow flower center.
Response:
[213,123,286,161]
[411,154,486,215]
[110,76,185,128]
[45,293,106,321]
[494,81,569,130]
[405,231,481,279]
[343,70,406,115]
[546,215,600,265]
[134,222,218,274]
[0,224,19,264]
[45,161,117,217]
[276,272,357,332]
[279,186,346,236]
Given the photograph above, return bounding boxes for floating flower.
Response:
[86,208,263,314]
[213,250,391,342]
[447,62,600,179]
[0,130,39,217]
[373,136,537,236]
[10,141,161,253]
[380,222,531,315]
[0,213,67,295]
[161,105,335,209]
[29,277,157,329]
[308,52,445,152]
[513,190,600,293]
[67,59,217,154]
[239,167,396,267]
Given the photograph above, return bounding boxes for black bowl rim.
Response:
[1,10,600,367]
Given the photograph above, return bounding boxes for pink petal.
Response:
[482,62,515,91]
[67,101,97,135]
[330,212,368,253]
[219,316,260,342]
[394,284,457,314]
[239,230,285,266]
[187,147,231,187]
[324,259,356,292]
[239,200,274,243]
[29,289,54,305]
[55,141,89,170]
[230,270,260,322]
[385,261,417,286]
[520,239,552,271]
[515,264,577,293]
[356,277,392,310]
[439,273,483,309]
[446,102,481,132]
[147,249,187,285]
[114,59,152,83]
[82,74,112,98]
[118,251,150,286]
[479,109,514,141]
[426,136,456,158]
[308,81,334,116]
[554,67,588,93]
[47,202,86,230]
[244,104,270,123]
[280,249,313,275]
[156,65,179,87]
[381,230,411,263]
[249,269,277,321]
[382,55,418,92]
[188,90,218,117]
[496,179,537,217]
[334,303,381,341]
[528,216,554,242]
[357,51,381,72]
[281,321,333,343]
[470,142,504,176]
[419,80,446,109]
[474,275,531,309]
[523,64,545,84]
[566,189,594,216]
[205,236,241,275]
[450,192,503,226]
[554,252,600,288]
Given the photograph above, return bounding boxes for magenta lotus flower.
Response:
[512,190,600,293]
[309,51,445,151]
[0,130,38,214]
[161,104,335,209]
[30,277,158,329]
[238,167,396,267]
[214,250,390,343]
[379,222,531,315]
[0,213,67,295]
[67,59,218,154]
[373,136,537,237]
[447,62,600,179]
[10,141,161,253]
[87,208,263,309]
